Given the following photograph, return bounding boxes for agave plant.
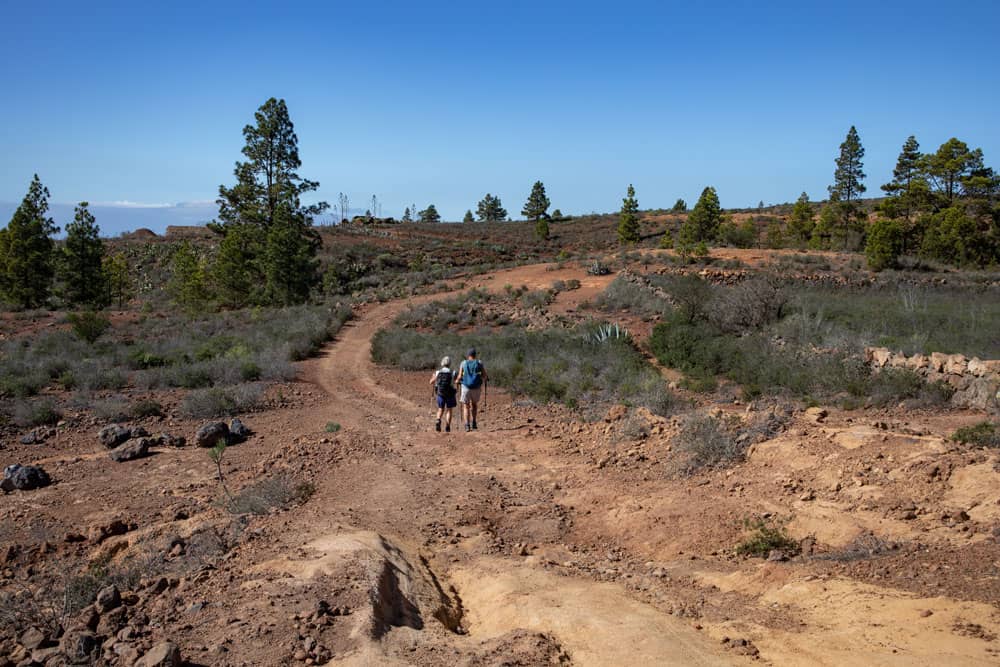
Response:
[590,322,631,344]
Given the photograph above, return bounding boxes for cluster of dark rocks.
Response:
[3,581,183,666]
[98,425,186,463]
[194,418,252,448]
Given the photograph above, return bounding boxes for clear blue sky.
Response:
[1,0,998,232]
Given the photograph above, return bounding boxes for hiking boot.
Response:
[445,424,451,433]
[435,420,441,432]
[472,421,478,430]
[465,423,471,432]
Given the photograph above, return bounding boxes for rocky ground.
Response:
[2,260,1000,666]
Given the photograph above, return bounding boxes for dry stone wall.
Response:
[865,347,1000,412]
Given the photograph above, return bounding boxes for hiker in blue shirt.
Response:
[455,348,488,432]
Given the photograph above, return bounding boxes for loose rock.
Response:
[135,641,182,667]
[109,438,150,463]
[98,425,132,448]
[1,464,51,492]
[195,422,229,448]
[229,418,252,443]
[96,584,122,612]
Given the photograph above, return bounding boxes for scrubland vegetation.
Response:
[1,302,350,424]
[372,289,674,416]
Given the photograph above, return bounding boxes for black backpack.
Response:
[435,369,455,396]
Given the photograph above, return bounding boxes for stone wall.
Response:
[865,347,1000,412]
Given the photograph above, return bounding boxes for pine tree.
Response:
[688,186,722,241]
[522,181,551,222]
[829,126,866,204]
[212,223,263,308]
[0,175,59,309]
[463,210,475,223]
[418,204,441,223]
[262,204,320,305]
[59,202,108,307]
[402,207,413,223]
[865,218,904,271]
[786,192,814,245]
[168,242,210,312]
[925,138,984,201]
[102,251,131,308]
[617,184,641,244]
[535,216,549,241]
[671,198,687,213]
[881,136,923,218]
[213,98,327,305]
[476,194,507,221]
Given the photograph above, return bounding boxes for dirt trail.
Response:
[278,261,1000,666]
[294,264,731,665]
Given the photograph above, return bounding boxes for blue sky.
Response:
[1,0,998,233]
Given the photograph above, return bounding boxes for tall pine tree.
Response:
[418,205,441,223]
[786,192,814,245]
[617,185,641,244]
[686,186,722,242]
[463,210,475,223]
[925,138,984,202]
[476,194,507,221]
[0,175,59,308]
[522,181,551,222]
[59,202,108,308]
[881,136,924,218]
[829,126,866,204]
[213,98,327,306]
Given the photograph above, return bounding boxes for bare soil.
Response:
[3,259,1000,666]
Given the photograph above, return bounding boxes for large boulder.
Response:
[95,584,121,612]
[98,425,132,448]
[229,418,252,443]
[195,422,229,448]
[60,630,100,664]
[109,439,150,463]
[135,641,182,667]
[1,464,51,492]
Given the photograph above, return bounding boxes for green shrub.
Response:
[734,517,800,558]
[130,399,164,419]
[228,475,315,515]
[673,413,743,474]
[181,383,264,418]
[325,421,341,433]
[12,399,62,428]
[372,323,674,416]
[951,421,1000,448]
[865,218,904,271]
[67,312,111,344]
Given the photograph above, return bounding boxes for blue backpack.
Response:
[462,360,483,388]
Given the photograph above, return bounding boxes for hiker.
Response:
[430,356,457,432]
[456,348,488,432]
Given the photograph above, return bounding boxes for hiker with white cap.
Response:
[455,347,488,432]
[430,356,457,433]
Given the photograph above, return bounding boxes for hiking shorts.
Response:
[460,385,482,404]
[437,393,457,409]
